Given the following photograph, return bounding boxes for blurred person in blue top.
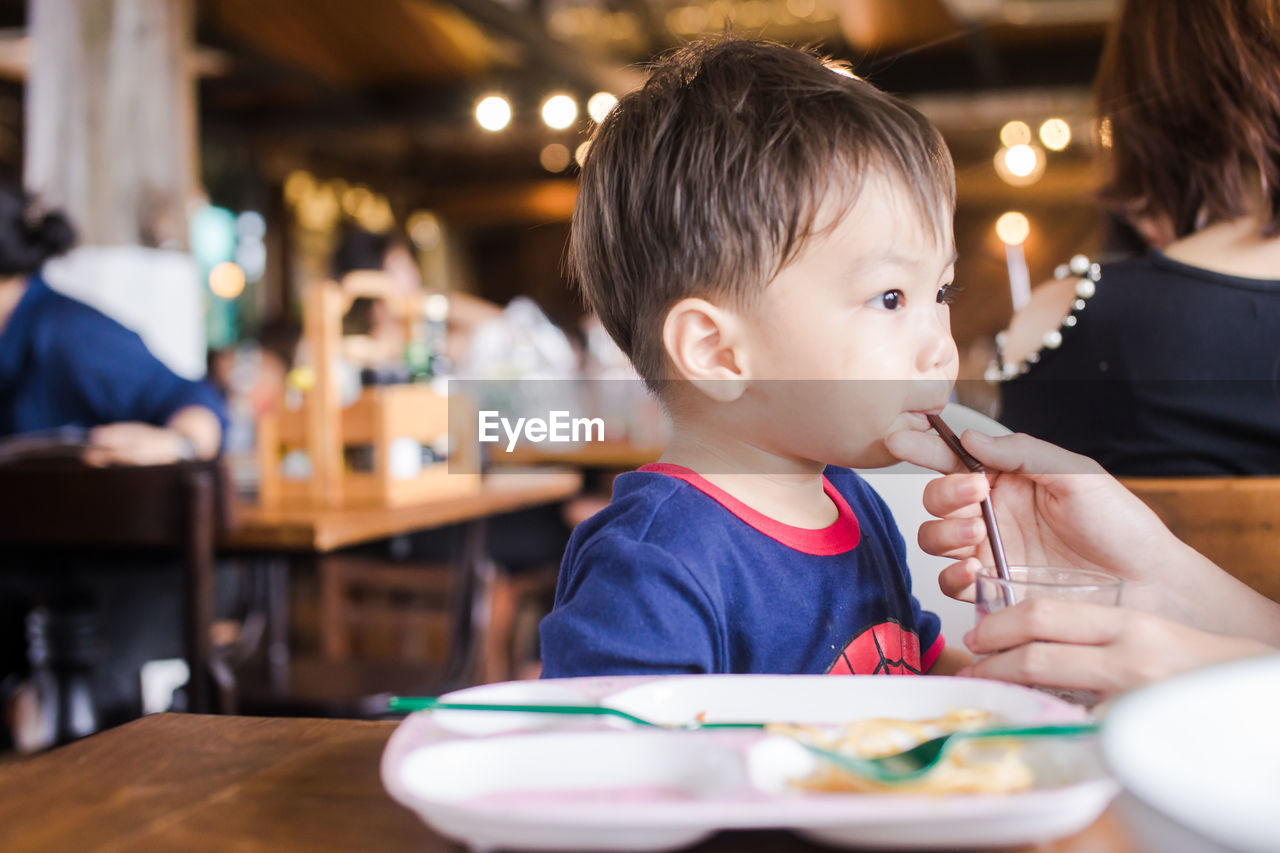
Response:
[0,183,226,463]
[0,185,228,746]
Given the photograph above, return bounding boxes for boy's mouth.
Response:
[903,407,946,430]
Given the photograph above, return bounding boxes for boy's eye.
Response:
[937,283,961,305]
[875,290,904,310]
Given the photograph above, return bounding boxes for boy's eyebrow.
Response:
[855,248,959,271]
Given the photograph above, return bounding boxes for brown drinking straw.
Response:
[926,414,1016,608]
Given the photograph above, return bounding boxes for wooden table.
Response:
[220,469,583,701]
[498,442,664,471]
[224,468,583,552]
[0,714,1141,853]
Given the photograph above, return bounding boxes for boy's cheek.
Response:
[841,439,901,470]
[741,380,918,465]
[785,407,906,469]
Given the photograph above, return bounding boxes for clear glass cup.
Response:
[974,565,1125,706]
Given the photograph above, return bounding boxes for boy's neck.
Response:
[657,419,837,529]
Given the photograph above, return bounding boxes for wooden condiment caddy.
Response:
[257,280,480,508]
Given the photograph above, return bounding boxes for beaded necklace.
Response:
[987,253,1102,382]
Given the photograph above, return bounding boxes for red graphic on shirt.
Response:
[827,621,922,675]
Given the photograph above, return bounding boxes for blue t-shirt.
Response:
[0,274,228,437]
[541,463,944,677]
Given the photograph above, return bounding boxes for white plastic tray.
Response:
[381,675,1117,851]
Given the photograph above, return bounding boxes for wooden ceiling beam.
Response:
[424,179,578,225]
[416,0,640,94]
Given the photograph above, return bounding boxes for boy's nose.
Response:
[916,322,958,376]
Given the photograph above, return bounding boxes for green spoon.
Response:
[798,722,1100,784]
[387,696,765,729]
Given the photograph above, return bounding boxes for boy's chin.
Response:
[826,440,899,470]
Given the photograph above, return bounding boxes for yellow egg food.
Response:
[774,709,1035,795]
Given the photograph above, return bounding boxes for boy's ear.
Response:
[661,297,749,402]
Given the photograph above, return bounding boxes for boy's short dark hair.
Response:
[568,38,955,390]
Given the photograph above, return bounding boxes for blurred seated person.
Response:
[331,224,504,374]
[0,186,229,744]
[993,0,1280,475]
[0,185,226,462]
[331,225,421,369]
[444,290,503,365]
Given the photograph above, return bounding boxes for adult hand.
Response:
[85,422,192,466]
[883,429,1197,608]
[958,598,1275,698]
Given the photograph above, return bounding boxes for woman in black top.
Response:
[995,0,1280,475]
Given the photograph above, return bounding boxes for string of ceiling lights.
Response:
[474,91,620,173]
[991,114,1093,312]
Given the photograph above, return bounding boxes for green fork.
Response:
[386,696,765,729]
[797,722,1100,784]
[388,697,1098,783]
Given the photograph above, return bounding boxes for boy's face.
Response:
[734,175,959,468]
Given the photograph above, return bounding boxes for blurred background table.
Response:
[499,441,664,471]
[0,713,1142,853]
[220,468,582,713]
[225,468,582,552]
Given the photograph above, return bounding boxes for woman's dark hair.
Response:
[1094,0,1280,238]
[0,183,75,276]
[331,226,393,280]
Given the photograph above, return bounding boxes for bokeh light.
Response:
[408,211,443,252]
[475,95,512,132]
[236,210,266,240]
[283,170,314,206]
[541,94,578,130]
[587,92,618,123]
[540,143,572,172]
[786,0,816,18]
[425,293,449,322]
[1004,144,1038,177]
[994,143,1046,186]
[995,212,1031,246]
[1039,118,1072,151]
[209,261,246,299]
[1000,120,1032,148]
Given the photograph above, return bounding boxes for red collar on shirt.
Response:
[637,462,861,556]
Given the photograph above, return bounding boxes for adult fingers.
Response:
[956,642,1121,694]
[88,424,128,449]
[938,558,982,602]
[82,446,113,467]
[919,516,986,559]
[884,430,971,475]
[921,473,988,519]
[958,430,1103,484]
[88,426,153,456]
[964,600,1126,653]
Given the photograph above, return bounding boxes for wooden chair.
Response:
[0,459,232,713]
[1122,477,1280,604]
[317,552,558,685]
[318,554,458,664]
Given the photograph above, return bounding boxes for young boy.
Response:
[541,38,968,677]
